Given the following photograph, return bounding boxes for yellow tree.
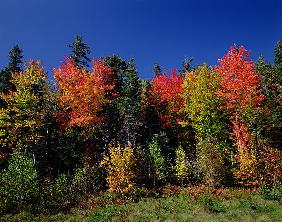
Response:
[0,61,52,162]
[100,144,135,193]
[182,65,228,186]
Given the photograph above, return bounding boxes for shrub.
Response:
[197,137,226,187]
[100,144,135,193]
[72,163,105,196]
[0,153,39,215]
[257,145,282,186]
[39,174,72,213]
[260,182,282,202]
[148,134,168,187]
[174,146,189,185]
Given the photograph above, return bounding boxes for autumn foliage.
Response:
[53,58,113,128]
[216,45,265,111]
[100,144,135,193]
[1,41,282,216]
[150,69,184,126]
[216,45,266,185]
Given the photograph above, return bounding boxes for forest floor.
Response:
[2,185,282,222]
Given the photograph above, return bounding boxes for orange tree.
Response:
[54,58,114,129]
[216,45,265,186]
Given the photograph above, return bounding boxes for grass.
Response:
[2,186,282,222]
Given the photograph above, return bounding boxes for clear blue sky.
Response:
[0,0,281,80]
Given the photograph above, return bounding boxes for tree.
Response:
[174,146,189,186]
[148,134,167,187]
[182,65,228,140]
[0,45,24,95]
[0,152,39,214]
[7,44,24,74]
[100,144,135,193]
[153,63,162,77]
[98,55,127,146]
[150,69,184,127]
[256,56,282,148]
[274,40,282,81]
[216,45,265,185]
[121,59,141,147]
[0,61,52,162]
[182,65,229,186]
[54,58,113,129]
[68,35,91,68]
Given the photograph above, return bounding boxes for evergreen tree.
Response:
[121,59,141,147]
[274,40,282,82]
[0,45,23,94]
[7,44,24,74]
[153,63,162,77]
[256,41,282,148]
[68,35,91,68]
[99,55,127,146]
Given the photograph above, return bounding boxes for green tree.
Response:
[148,134,167,186]
[68,35,91,68]
[121,59,141,147]
[0,61,53,163]
[274,40,282,81]
[182,65,228,140]
[256,41,282,148]
[0,152,39,214]
[153,63,162,76]
[98,55,127,146]
[174,145,189,185]
[7,44,24,74]
[182,65,229,186]
[0,45,24,95]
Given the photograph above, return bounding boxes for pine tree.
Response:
[274,40,282,82]
[7,44,24,74]
[68,35,91,68]
[153,63,162,77]
[0,45,23,95]
[121,59,141,147]
[99,55,127,146]
[256,41,282,148]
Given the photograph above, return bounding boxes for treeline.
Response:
[0,36,281,215]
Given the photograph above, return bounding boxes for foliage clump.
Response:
[100,144,135,193]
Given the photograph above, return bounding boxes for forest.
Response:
[0,36,282,219]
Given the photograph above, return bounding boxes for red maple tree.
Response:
[216,45,265,185]
[216,45,264,112]
[150,69,184,126]
[54,57,114,129]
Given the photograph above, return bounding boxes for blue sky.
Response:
[0,0,281,80]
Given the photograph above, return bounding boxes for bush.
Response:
[39,174,73,213]
[257,145,282,186]
[72,163,105,196]
[148,134,168,186]
[260,182,282,202]
[100,144,135,193]
[174,146,189,185]
[0,153,39,215]
[197,137,226,187]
